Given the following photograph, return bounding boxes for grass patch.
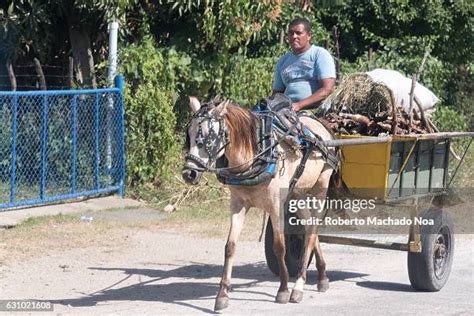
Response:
[0,211,151,264]
[161,199,266,240]
[129,171,268,240]
[166,199,229,223]
[18,213,79,227]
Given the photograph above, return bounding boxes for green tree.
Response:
[318,0,473,126]
[0,0,142,88]
[120,37,191,185]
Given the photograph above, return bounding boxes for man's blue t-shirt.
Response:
[272,45,336,102]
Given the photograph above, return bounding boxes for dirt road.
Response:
[0,225,472,315]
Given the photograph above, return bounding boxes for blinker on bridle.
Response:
[184,105,229,172]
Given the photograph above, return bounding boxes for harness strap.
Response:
[283,112,339,207]
[184,153,209,171]
[287,142,315,196]
[300,132,338,170]
[215,111,279,185]
[298,112,339,170]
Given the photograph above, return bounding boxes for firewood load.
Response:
[319,73,435,136]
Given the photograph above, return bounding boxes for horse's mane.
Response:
[223,103,258,162]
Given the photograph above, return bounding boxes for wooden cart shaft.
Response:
[322,132,474,147]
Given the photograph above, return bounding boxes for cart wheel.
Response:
[407,208,454,291]
[264,218,312,277]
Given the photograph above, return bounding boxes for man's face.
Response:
[288,24,311,54]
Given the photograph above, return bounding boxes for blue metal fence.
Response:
[0,75,125,210]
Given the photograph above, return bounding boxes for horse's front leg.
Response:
[270,213,291,304]
[214,200,247,311]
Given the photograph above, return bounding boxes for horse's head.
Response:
[182,97,229,185]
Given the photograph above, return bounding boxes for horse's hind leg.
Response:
[214,201,247,311]
[270,212,291,304]
[314,235,329,292]
[290,232,316,303]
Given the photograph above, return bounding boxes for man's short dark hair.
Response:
[289,18,311,33]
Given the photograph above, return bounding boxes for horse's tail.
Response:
[328,150,352,199]
[329,165,344,190]
[315,116,345,191]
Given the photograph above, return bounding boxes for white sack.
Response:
[366,68,439,115]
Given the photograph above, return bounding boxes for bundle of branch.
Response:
[323,109,429,136]
[321,73,431,136]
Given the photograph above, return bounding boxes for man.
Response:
[272,18,336,112]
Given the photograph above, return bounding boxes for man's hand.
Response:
[292,78,335,112]
[292,101,303,112]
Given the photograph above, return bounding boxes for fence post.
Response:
[114,74,123,91]
[95,92,100,191]
[106,22,119,173]
[10,95,18,203]
[115,74,125,197]
[71,95,78,194]
[107,22,119,86]
[40,95,49,200]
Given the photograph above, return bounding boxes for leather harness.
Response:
[184,96,339,189]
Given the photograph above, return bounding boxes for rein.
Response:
[186,143,275,174]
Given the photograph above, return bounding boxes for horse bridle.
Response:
[184,105,230,172]
[184,104,279,177]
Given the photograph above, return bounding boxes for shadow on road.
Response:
[46,262,369,313]
[356,281,415,292]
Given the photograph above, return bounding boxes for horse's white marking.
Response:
[294,277,305,291]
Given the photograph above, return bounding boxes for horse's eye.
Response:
[197,142,203,149]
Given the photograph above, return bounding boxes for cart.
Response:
[264,131,474,292]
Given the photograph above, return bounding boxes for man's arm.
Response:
[292,78,335,112]
[272,56,286,96]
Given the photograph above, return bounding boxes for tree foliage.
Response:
[120,37,190,185]
[1,0,472,186]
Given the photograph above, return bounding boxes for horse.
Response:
[182,96,336,311]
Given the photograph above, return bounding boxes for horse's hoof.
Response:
[275,290,290,304]
[318,279,330,292]
[290,289,304,303]
[214,296,229,311]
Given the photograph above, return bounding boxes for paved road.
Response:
[0,229,472,315]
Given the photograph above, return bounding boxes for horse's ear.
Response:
[189,96,201,113]
[212,100,229,117]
